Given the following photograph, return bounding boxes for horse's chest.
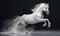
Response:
[25,16,36,21]
[37,14,41,17]
[35,14,43,18]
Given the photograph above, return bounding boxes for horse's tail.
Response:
[0,16,21,32]
[8,16,21,32]
[13,16,21,27]
[13,16,21,23]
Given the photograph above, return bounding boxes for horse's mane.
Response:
[31,3,41,12]
[31,3,48,12]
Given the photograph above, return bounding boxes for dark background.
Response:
[0,0,60,31]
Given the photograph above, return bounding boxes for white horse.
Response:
[7,3,51,36]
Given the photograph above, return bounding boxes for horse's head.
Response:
[41,3,49,15]
[31,3,49,15]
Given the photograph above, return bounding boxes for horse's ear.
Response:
[47,3,49,5]
[31,9,33,11]
[31,9,34,12]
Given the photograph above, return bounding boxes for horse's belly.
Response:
[25,17,38,24]
[26,20,38,24]
[23,14,39,24]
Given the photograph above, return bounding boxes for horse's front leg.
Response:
[45,18,51,27]
[37,18,51,27]
[43,20,47,27]
[42,18,51,27]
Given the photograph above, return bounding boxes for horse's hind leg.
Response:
[25,30,32,36]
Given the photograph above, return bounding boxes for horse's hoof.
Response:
[48,25,50,27]
[48,23,51,27]
[43,24,47,27]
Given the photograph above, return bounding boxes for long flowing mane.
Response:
[31,3,41,12]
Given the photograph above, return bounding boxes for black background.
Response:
[0,0,60,31]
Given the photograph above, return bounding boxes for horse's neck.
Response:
[33,9,43,16]
[35,6,43,14]
[32,7,44,18]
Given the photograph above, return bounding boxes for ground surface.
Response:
[0,30,60,36]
